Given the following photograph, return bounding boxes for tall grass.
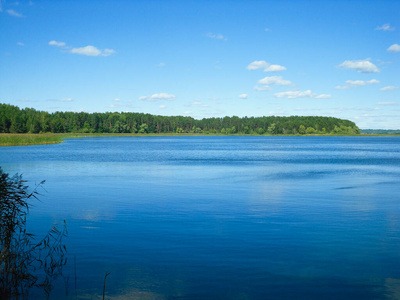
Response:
[0,168,68,298]
[0,133,64,146]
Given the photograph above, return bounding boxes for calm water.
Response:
[1,136,400,299]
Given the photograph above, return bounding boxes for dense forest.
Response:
[0,103,361,135]
[361,129,400,135]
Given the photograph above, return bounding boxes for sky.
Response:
[0,0,399,129]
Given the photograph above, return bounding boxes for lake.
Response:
[1,136,400,299]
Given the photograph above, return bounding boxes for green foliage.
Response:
[0,133,63,146]
[267,123,276,135]
[0,103,361,136]
[0,168,67,298]
[362,129,400,135]
[306,127,316,134]
[256,127,265,135]
[138,123,148,134]
[298,125,306,134]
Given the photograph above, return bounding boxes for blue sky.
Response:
[1,0,399,129]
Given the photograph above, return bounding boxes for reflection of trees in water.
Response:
[0,168,67,299]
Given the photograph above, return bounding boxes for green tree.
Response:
[267,123,276,135]
[10,115,26,133]
[0,103,362,136]
[298,125,306,134]
[306,127,316,134]
[138,123,148,133]
[256,127,265,135]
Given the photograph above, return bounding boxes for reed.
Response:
[0,168,68,298]
[0,133,64,146]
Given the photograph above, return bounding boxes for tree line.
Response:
[361,129,400,135]
[0,103,361,135]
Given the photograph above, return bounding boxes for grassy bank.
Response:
[0,133,65,146]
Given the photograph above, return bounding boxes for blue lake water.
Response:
[1,136,400,299]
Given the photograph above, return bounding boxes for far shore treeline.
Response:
[1,103,361,135]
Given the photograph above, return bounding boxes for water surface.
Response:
[1,136,400,299]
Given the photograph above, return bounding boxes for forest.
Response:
[361,129,400,135]
[0,103,361,135]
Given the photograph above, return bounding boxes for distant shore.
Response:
[1,132,398,147]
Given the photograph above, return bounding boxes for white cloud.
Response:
[183,111,192,115]
[70,45,116,57]
[49,41,116,56]
[380,86,399,91]
[7,9,24,17]
[315,94,332,99]
[17,42,24,46]
[274,90,331,99]
[254,85,271,91]
[338,59,380,73]
[375,24,395,31]
[378,102,397,105]
[49,40,66,47]
[70,45,101,56]
[258,76,292,86]
[335,79,380,89]
[246,60,286,72]
[264,64,286,72]
[139,93,176,101]
[205,32,227,40]
[61,98,73,102]
[102,49,116,56]
[387,44,400,53]
[264,28,270,32]
[114,98,121,102]
[158,62,166,67]
[238,94,248,99]
[247,60,269,70]
[254,76,292,91]
[159,105,166,109]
